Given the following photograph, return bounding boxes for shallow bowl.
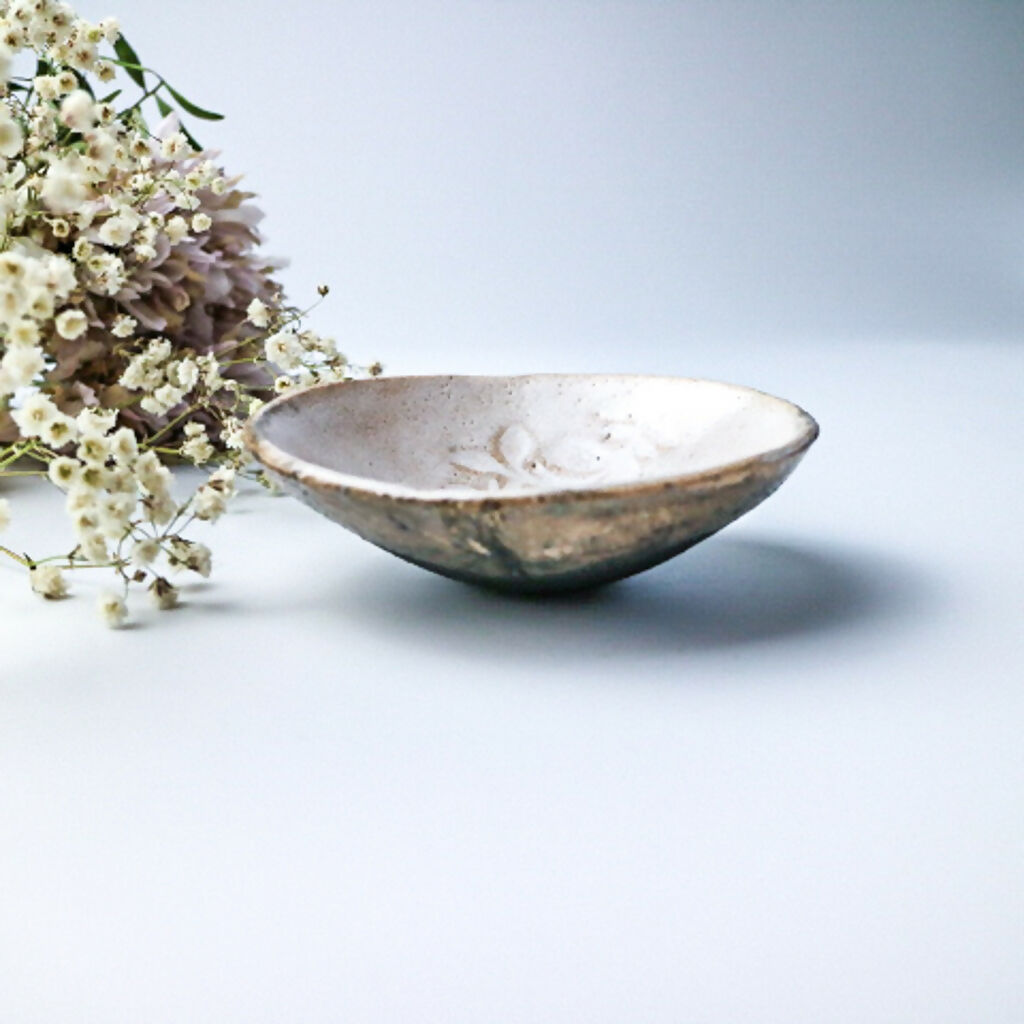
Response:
[244,374,818,591]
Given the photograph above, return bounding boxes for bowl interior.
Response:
[254,374,815,496]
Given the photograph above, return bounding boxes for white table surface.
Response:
[2,337,1022,1022]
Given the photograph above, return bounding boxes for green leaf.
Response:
[163,84,223,121]
[98,88,122,104]
[72,70,94,98]
[113,35,146,88]
[179,122,203,152]
[155,95,172,117]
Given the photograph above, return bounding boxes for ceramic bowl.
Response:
[244,374,818,591]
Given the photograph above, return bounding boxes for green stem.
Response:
[142,404,200,447]
[0,543,30,567]
[119,77,164,117]
[0,440,37,471]
[32,556,122,571]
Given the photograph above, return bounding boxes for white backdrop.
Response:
[78,0,1024,368]
[3,4,1023,1022]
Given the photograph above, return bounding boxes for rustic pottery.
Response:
[244,374,819,591]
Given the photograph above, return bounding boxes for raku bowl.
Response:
[244,374,819,592]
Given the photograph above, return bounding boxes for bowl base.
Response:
[380,529,720,594]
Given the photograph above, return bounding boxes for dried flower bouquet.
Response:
[0,0,374,625]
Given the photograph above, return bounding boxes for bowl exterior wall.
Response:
[270,451,806,591]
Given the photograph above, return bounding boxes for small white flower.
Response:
[164,215,189,244]
[97,590,127,628]
[182,541,211,577]
[76,407,117,436]
[0,253,26,282]
[40,414,78,448]
[266,330,303,370]
[39,253,78,297]
[41,156,89,214]
[110,314,136,338]
[72,238,94,263]
[55,308,88,339]
[26,287,54,321]
[140,382,184,416]
[127,135,151,160]
[78,463,109,492]
[106,467,136,495]
[118,360,148,391]
[161,132,189,159]
[85,130,117,171]
[77,433,111,465]
[134,450,168,492]
[246,297,270,328]
[78,532,109,563]
[59,90,96,132]
[138,395,163,415]
[207,467,236,496]
[192,485,227,522]
[144,492,176,526]
[68,40,98,73]
[7,319,39,347]
[221,417,246,450]
[0,287,27,326]
[109,427,138,465]
[97,492,136,538]
[30,564,68,599]
[12,392,59,438]
[98,16,120,43]
[66,487,96,515]
[182,435,214,465]
[197,354,222,390]
[34,75,62,101]
[169,357,199,392]
[150,576,179,610]
[98,215,134,247]
[48,456,82,490]
[0,344,44,387]
[156,382,184,407]
[70,506,101,539]
[190,212,212,233]
[0,108,24,159]
[132,537,161,566]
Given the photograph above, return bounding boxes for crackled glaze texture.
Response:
[245,374,818,591]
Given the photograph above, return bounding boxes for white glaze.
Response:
[253,374,815,499]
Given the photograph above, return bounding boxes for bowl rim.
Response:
[243,372,820,506]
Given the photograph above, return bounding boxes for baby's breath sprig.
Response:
[0,0,376,626]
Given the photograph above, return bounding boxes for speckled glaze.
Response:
[244,374,819,591]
